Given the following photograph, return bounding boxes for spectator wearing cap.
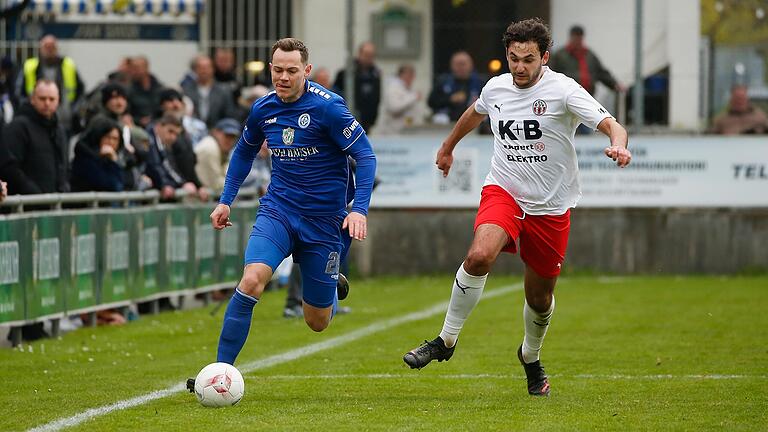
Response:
[194,118,241,192]
[145,114,208,201]
[87,83,134,142]
[98,83,131,123]
[181,54,239,129]
[74,81,121,133]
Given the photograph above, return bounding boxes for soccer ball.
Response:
[193,362,245,407]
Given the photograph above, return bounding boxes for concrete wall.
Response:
[351,208,768,276]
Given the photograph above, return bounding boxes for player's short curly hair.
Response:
[271,38,309,64]
[502,18,552,57]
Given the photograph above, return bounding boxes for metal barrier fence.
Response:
[201,0,292,86]
[0,189,259,346]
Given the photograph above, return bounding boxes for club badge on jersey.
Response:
[282,127,294,145]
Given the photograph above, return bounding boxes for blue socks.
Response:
[331,290,338,318]
[216,288,258,365]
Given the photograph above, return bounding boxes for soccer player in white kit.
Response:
[403,18,631,396]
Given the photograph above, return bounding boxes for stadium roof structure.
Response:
[10,0,203,22]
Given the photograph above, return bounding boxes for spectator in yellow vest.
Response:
[14,34,85,134]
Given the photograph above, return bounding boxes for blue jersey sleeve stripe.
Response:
[342,131,365,151]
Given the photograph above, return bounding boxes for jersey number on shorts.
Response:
[325,252,340,274]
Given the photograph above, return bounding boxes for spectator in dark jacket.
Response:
[87,82,132,126]
[70,116,138,192]
[548,25,623,96]
[145,114,208,201]
[333,41,382,133]
[182,55,238,129]
[128,56,164,128]
[0,79,69,194]
[213,47,242,102]
[428,51,486,123]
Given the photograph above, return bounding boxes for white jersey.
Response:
[474,66,611,215]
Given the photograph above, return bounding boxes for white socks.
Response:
[521,297,555,364]
[439,264,488,348]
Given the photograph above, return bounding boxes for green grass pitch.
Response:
[2,275,767,431]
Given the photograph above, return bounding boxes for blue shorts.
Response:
[244,205,351,308]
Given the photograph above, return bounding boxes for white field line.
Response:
[28,283,524,432]
[254,373,768,381]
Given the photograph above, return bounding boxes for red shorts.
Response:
[474,185,571,278]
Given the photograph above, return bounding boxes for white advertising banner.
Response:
[370,135,768,208]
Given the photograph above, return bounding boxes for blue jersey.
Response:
[220,80,377,216]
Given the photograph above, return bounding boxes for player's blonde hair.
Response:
[270,38,309,64]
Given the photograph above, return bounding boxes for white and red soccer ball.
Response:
[193,362,245,407]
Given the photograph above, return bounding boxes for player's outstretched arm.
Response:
[344,132,376,242]
[597,117,631,168]
[436,102,487,177]
[219,135,259,206]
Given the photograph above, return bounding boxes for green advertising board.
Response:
[193,207,217,287]
[217,222,241,283]
[27,214,65,319]
[63,213,99,312]
[221,204,256,283]
[1,199,262,326]
[134,210,162,299]
[165,208,190,290]
[100,211,132,304]
[0,216,27,323]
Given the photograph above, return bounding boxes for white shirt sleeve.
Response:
[565,85,612,130]
[474,85,489,115]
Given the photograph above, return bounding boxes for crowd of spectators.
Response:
[0,35,253,203]
[0,32,764,207]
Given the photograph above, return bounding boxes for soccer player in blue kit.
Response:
[191,37,377,376]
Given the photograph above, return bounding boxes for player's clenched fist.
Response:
[436,146,454,177]
[210,203,233,230]
[604,145,632,168]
